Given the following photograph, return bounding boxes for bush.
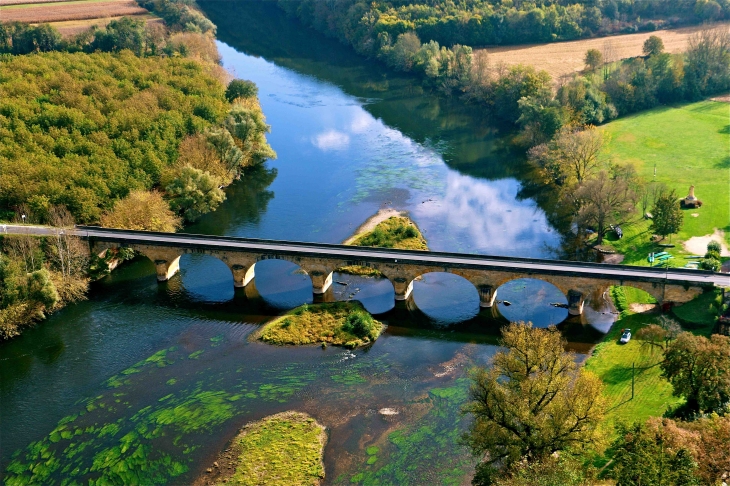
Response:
[342,311,378,341]
[707,241,722,254]
[700,258,721,272]
[226,79,258,102]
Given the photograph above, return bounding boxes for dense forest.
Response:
[0,2,276,338]
[278,0,730,50]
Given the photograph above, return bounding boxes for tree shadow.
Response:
[714,155,730,169]
[718,124,730,134]
[601,364,633,385]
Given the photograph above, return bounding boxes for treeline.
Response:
[278,0,730,50]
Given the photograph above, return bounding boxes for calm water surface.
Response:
[0,3,614,484]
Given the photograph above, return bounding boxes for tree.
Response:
[224,99,277,168]
[585,49,603,70]
[462,323,606,478]
[574,169,638,244]
[100,190,181,232]
[611,421,700,486]
[661,332,730,414]
[47,205,87,279]
[651,189,683,240]
[225,79,258,102]
[643,35,665,57]
[636,324,669,354]
[165,166,226,221]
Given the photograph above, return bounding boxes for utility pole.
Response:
[631,361,635,400]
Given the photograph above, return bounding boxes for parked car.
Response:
[619,328,632,344]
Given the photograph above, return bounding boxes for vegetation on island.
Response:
[203,411,326,486]
[350,216,428,251]
[258,302,383,348]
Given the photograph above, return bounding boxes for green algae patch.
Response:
[199,412,326,486]
[257,302,383,348]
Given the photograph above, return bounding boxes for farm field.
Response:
[44,14,161,36]
[597,100,730,266]
[482,23,730,81]
[0,0,146,23]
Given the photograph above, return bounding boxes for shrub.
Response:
[342,310,378,341]
[226,79,258,102]
[707,241,722,254]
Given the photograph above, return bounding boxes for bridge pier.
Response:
[230,263,256,288]
[153,257,180,282]
[310,270,333,295]
[392,277,414,301]
[477,285,497,308]
[567,290,585,315]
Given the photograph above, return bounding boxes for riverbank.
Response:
[255,302,383,348]
[195,411,326,486]
[343,209,405,245]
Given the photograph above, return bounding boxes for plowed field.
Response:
[0,0,146,23]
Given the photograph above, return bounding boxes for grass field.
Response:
[482,23,730,81]
[598,100,730,265]
[0,0,146,23]
[350,216,428,251]
[584,286,722,436]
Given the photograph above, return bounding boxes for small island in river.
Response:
[257,302,383,348]
[196,411,326,486]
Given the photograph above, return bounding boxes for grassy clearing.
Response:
[215,412,326,486]
[257,302,383,348]
[585,286,721,436]
[598,100,730,266]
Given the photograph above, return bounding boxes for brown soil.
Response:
[481,23,730,81]
[629,303,659,314]
[0,0,73,5]
[710,93,730,102]
[0,0,147,23]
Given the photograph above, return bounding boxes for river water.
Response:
[0,3,614,484]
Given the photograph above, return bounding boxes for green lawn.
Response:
[584,312,681,433]
[584,286,722,434]
[599,100,730,265]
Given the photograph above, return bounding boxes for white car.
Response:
[619,329,632,344]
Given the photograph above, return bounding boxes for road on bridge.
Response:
[4,224,726,288]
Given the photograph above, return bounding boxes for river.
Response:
[0,2,614,484]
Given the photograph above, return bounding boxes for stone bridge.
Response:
[75,226,730,316]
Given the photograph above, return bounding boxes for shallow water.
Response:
[0,3,613,484]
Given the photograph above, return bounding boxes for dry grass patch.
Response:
[0,0,146,23]
[0,0,80,6]
[482,23,730,81]
[44,14,160,37]
[257,302,383,348]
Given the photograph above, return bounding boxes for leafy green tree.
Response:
[100,190,181,232]
[166,166,226,221]
[611,421,699,486]
[661,332,730,414]
[89,17,146,55]
[226,79,258,102]
[26,269,59,310]
[651,189,683,240]
[462,323,606,477]
[585,49,603,70]
[342,310,379,341]
[224,99,277,167]
[492,65,553,124]
[643,35,665,57]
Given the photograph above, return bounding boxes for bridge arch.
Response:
[408,271,480,324]
[493,277,570,326]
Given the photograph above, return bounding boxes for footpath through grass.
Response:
[599,100,730,265]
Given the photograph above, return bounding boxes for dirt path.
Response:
[342,208,406,245]
[683,229,730,257]
[481,23,730,81]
